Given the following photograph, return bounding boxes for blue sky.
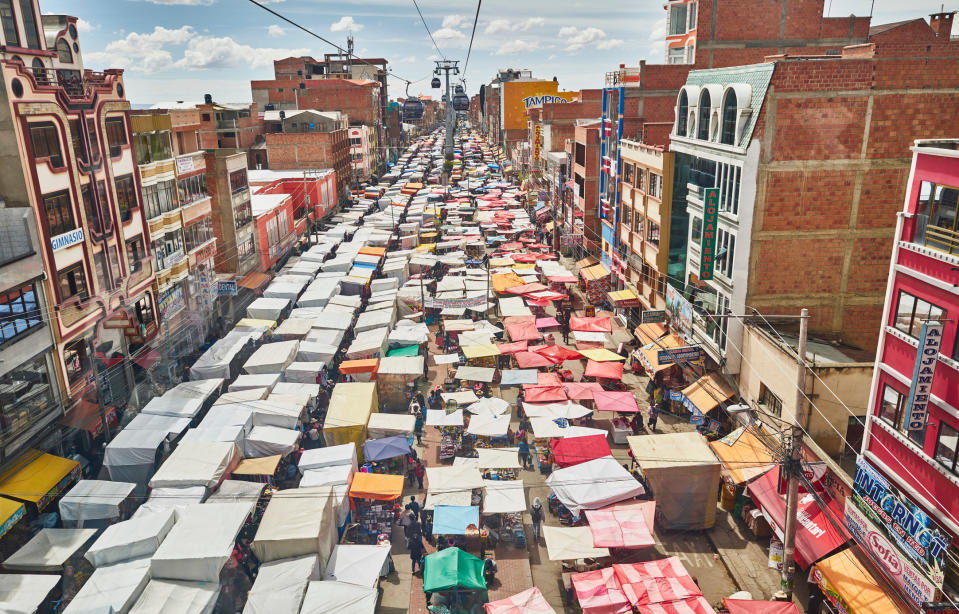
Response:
[41,0,948,105]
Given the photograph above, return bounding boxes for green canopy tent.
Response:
[387,345,421,357]
[423,547,487,593]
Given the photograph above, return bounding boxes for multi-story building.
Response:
[860,138,959,601]
[251,192,296,274]
[0,4,158,432]
[259,112,351,199]
[205,151,256,280]
[572,121,601,256]
[348,125,372,183]
[248,168,338,230]
[197,98,260,151]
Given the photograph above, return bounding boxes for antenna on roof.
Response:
[870,0,875,17]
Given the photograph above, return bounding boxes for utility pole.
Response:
[434,60,460,162]
[781,307,809,600]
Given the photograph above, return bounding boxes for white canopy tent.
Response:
[150,502,251,582]
[179,425,245,448]
[104,428,167,484]
[3,528,97,572]
[366,413,415,438]
[300,581,376,614]
[466,397,510,416]
[140,395,204,420]
[425,465,484,510]
[129,578,219,614]
[482,480,526,514]
[298,443,358,473]
[197,404,254,435]
[246,297,289,321]
[123,413,192,440]
[467,413,510,437]
[64,556,151,614]
[59,480,135,528]
[242,554,319,614]
[228,373,281,392]
[84,509,176,567]
[251,486,337,566]
[134,486,206,519]
[243,341,299,374]
[476,448,521,469]
[165,378,223,404]
[0,575,60,614]
[523,402,593,420]
[324,544,390,588]
[147,442,238,490]
[244,426,300,458]
[426,409,463,427]
[543,525,611,561]
[190,328,262,380]
[545,456,645,516]
[247,399,305,429]
[206,480,265,508]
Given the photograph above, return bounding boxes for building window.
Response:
[143,179,177,220]
[677,91,689,137]
[57,262,88,301]
[648,173,663,199]
[647,220,660,248]
[667,47,686,65]
[63,338,90,384]
[721,90,738,145]
[669,3,688,35]
[697,91,711,141]
[691,216,702,242]
[233,201,252,229]
[126,236,144,273]
[237,236,254,261]
[893,290,946,339]
[31,57,46,84]
[17,0,39,48]
[0,353,55,437]
[0,0,19,46]
[758,383,783,417]
[183,217,214,253]
[114,174,137,222]
[0,283,41,345]
[133,294,154,327]
[134,132,172,165]
[86,118,101,161]
[29,122,64,168]
[878,384,925,445]
[177,173,208,205]
[229,169,248,194]
[621,205,632,229]
[633,214,643,235]
[105,118,127,157]
[42,190,75,236]
[69,119,88,165]
[716,228,736,279]
[349,137,362,147]
[935,422,959,474]
[688,1,697,29]
[623,164,633,185]
[55,38,72,63]
[912,181,959,255]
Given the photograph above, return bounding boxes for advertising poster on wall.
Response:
[665,284,694,340]
[501,81,577,131]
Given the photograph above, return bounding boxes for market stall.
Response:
[433,505,481,550]
[627,432,720,530]
[550,435,612,468]
[612,556,711,611]
[0,575,61,614]
[243,340,299,375]
[59,479,135,528]
[425,465,484,510]
[584,500,656,549]
[484,587,556,614]
[149,502,252,582]
[542,525,610,561]
[148,441,239,491]
[300,580,377,614]
[339,358,380,383]
[427,409,466,461]
[367,413,416,439]
[324,544,391,588]
[545,457,645,518]
[569,567,631,614]
[709,426,779,513]
[375,355,425,410]
[252,486,337,566]
[362,436,412,474]
[244,425,301,458]
[103,430,167,487]
[578,264,611,306]
[481,479,527,549]
[348,472,404,544]
[422,547,488,611]
[244,554,320,614]
[3,527,96,572]
[130,578,219,613]
[61,556,151,613]
[324,382,377,457]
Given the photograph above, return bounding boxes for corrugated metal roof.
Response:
[685,63,776,149]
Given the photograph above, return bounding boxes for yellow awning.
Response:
[681,373,736,414]
[634,323,667,346]
[813,549,900,614]
[327,382,376,429]
[579,348,626,362]
[709,427,778,485]
[233,455,282,476]
[492,272,526,293]
[489,258,515,267]
[0,451,81,510]
[0,497,25,539]
[581,264,610,281]
[608,289,641,307]
[462,344,501,359]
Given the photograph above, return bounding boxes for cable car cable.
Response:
[411,0,446,60]
[463,0,482,76]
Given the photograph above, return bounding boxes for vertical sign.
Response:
[904,320,943,437]
[700,188,719,280]
[533,124,542,163]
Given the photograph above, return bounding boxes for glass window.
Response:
[114,174,136,222]
[893,290,946,339]
[69,119,87,165]
[230,169,248,194]
[143,179,177,220]
[878,384,925,445]
[647,221,660,248]
[667,47,686,64]
[0,0,19,46]
[669,3,688,35]
[698,91,711,140]
[912,181,959,254]
[716,228,736,278]
[58,262,88,301]
[689,2,697,29]
[691,216,702,242]
[183,217,214,253]
[0,353,55,437]
[63,338,90,384]
[18,0,39,48]
[42,190,75,236]
[623,164,633,185]
[55,38,72,63]
[935,422,959,474]
[133,294,154,326]
[0,283,42,345]
[621,205,632,229]
[233,201,252,229]
[31,57,46,84]
[105,117,127,157]
[127,236,144,273]
[721,90,738,145]
[177,173,207,206]
[29,122,64,168]
[633,214,643,235]
[677,91,689,137]
[237,236,254,261]
[759,383,783,417]
[648,173,662,199]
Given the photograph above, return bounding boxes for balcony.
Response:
[25,67,113,99]
[916,224,959,256]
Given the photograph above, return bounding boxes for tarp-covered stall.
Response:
[59,479,135,528]
[129,578,219,614]
[375,355,424,411]
[300,580,376,614]
[324,383,377,456]
[148,442,239,490]
[367,413,415,439]
[252,486,337,566]
[0,574,60,614]
[244,426,300,458]
[65,556,151,614]
[628,432,720,530]
[150,502,251,582]
[243,554,319,614]
[104,429,167,486]
[247,297,290,321]
[545,457,645,516]
[3,528,96,572]
[243,341,299,374]
[324,544,391,588]
[84,508,176,567]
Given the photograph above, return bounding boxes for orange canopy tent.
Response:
[349,472,404,501]
[708,427,778,485]
[339,359,380,376]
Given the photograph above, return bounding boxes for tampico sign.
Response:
[904,321,943,437]
[50,228,84,251]
[699,188,719,280]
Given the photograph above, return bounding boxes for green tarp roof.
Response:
[387,345,421,357]
[423,547,487,593]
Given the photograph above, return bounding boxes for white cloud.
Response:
[442,15,467,29]
[485,17,545,35]
[519,17,546,31]
[433,27,466,42]
[83,25,308,74]
[76,18,96,33]
[267,24,285,38]
[495,40,539,55]
[559,26,610,51]
[484,19,511,35]
[396,55,416,63]
[330,16,363,32]
[597,39,624,50]
[427,54,441,61]
[547,53,557,60]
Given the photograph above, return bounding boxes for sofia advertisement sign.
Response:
[852,457,949,587]
[844,499,938,606]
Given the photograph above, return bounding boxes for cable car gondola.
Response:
[452,93,469,112]
[454,84,465,95]
[431,77,441,88]
[402,97,425,121]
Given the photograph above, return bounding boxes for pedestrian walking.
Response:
[647,407,659,431]
[307,422,320,448]
[414,413,424,445]
[408,495,421,522]
[406,456,416,486]
[414,460,425,490]
[561,321,570,344]
[530,498,544,543]
[409,535,424,575]
[518,437,532,470]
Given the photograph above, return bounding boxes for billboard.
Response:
[501,81,577,131]
[665,284,694,340]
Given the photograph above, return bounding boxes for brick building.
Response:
[670,15,959,380]
[197,99,261,150]
[572,121,602,255]
[204,151,256,279]
[262,128,350,198]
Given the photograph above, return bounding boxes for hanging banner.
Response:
[904,320,943,437]
[700,187,719,281]
[665,284,694,340]
[217,280,238,296]
[852,457,950,587]
[657,345,703,365]
[533,124,542,163]
[424,295,489,309]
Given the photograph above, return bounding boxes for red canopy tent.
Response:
[505,320,542,342]
[570,316,613,333]
[537,372,563,386]
[496,340,528,354]
[551,434,612,468]
[535,317,560,329]
[506,283,549,295]
[522,385,568,403]
[533,345,583,363]
[593,390,640,413]
[746,469,850,569]
[585,500,656,549]
[564,382,605,401]
[612,557,704,608]
[585,360,624,380]
[515,352,555,369]
[724,600,801,614]
[526,291,568,302]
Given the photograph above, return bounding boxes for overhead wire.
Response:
[463,0,483,77]
[410,0,446,61]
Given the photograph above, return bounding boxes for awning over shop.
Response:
[551,435,612,468]
[724,600,801,614]
[585,360,623,380]
[60,401,118,437]
[575,256,598,270]
[634,323,668,346]
[238,271,271,291]
[0,450,82,510]
[349,472,404,501]
[636,334,686,374]
[679,373,737,417]
[709,427,779,485]
[0,497,25,539]
[585,500,655,549]
[747,469,850,569]
[608,289,641,308]
[580,264,610,282]
[810,550,900,614]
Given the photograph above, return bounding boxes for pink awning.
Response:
[522,385,568,403]
[724,600,801,614]
[484,587,556,614]
[612,557,703,608]
[585,500,656,549]
[535,317,560,329]
[551,434,612,468]
[593,391,640,413]
[538,372,563,386]
[570,316,613,333]
[564,382,605,400]
[570,568,631,614]
[506,320,543,342]
[515,352,554,369]
[585,360,624,380]
[496,340,529,354]
[506,283,549,295]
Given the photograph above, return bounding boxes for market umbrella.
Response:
[533,345,583,363]
[362,436,411,462]
[423,547,487,592]
[466,397,511,416]
[593,390,640,413]
[584,360,624,380]
[515,351,555,369]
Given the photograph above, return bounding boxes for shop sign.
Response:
[36,463,81,511]
[924,603,959,614]
[533,125,542,163]
[50,228,84,251]
[217,280,238,296]
[852,457,950,587]
[844,499,938,607]
[641,310,667,324]
[904,320,943,437]
[657,345,703,365]
[809,565,853,614]
[159,285,186,320]
[0,504,24,538]
[665,285,694,341]
[175,156,195,174]
[424,296,488,309]
[699,188,719,281]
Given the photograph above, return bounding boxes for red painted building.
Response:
[251,192,295,273]
[861,138,959,597]
[248,168,338,229]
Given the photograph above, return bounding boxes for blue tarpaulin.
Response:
[432,505,480,535]
[363,435,411,462]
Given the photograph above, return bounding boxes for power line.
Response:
[410,0,446,61]
[463,0,483,77]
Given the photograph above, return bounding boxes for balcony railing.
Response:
[26,67,111,99]
[920,224,959,255]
